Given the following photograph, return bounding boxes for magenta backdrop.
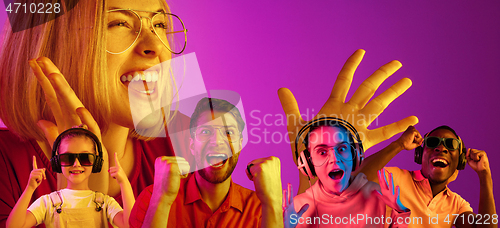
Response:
[1,0,499,213]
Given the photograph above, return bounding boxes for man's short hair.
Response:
[189,98,245,138]
[424,125,464,149]
[426,125,460,139]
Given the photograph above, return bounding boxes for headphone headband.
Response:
[294,117,362,157]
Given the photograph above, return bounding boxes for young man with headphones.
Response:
[6,127,135,228]
[357,125,497,228]
[283,117,410,228]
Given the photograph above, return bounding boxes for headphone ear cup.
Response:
[92,156,104,173]
[414,146,423,164]
[50,155,62,173]
[297,150,315,179]
[457,148,467,170]
[354,142,364,171]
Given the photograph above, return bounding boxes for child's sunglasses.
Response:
[59,153,96,166]
[424,136,461,150]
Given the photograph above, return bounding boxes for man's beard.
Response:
[197,152,240,184]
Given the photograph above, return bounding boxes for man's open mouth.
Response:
[431,158,449,168]
[328,169,344,180]
[206,154,228,168]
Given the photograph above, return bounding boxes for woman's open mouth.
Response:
[328,169,344,180]
[120,71,158,94]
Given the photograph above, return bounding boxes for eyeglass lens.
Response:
[59,153,96,166]
[195,126,241,142]
[311,144,353,167]
[107,10,187,54]
[424,136,460,150]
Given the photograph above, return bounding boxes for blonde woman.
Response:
[0,0,191,226]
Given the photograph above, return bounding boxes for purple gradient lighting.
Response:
[1,0,498,214]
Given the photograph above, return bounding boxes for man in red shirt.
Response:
[130,98,283,227]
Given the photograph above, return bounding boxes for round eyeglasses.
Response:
[193,126,242,143]
[310,144,354,167]
[106,9,187,55]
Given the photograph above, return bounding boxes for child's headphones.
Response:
[50,127,104,173]
[414,126,467,170]
[294,117,364,179]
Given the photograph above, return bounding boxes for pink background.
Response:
[1,0,499,212]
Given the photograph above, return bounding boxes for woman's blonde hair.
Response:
[0,0,108,141]
[0,0,177,141]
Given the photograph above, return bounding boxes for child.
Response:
[6,127,135,228]
[283,118,410,228]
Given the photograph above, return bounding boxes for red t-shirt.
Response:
[0,113,192,227]
[130,174,262,228]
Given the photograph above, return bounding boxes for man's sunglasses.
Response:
[424,136,461,150]
[59,153,96,166]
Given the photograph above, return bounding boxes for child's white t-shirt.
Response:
[28,189,122,228]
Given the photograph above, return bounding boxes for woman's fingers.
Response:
[29,60,64,128]
[76,107,101,139]
[47,71,84,112]
[37,57,83,129]
[282,189,287,208]
[288,183,293,205]
[378,169,392,192]
[278,88,304,165]
[35,57,63,75]
[364,115,419,149]
[360,78,412,123]
[36,57,82,130]
[329,49,365,103]
[348,60,402,109]
[37,120,59,148]
[31,57,86,136]
[278,88,303,129]
[47,72,83,129]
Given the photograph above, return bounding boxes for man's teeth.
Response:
[207,154,228,167]
[212,163,224,168]
[432,158,449,167]
[120,71,159,82]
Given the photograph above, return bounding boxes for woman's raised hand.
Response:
[28,58,97,145]
[278,49,418,165]
[29,58,109,192]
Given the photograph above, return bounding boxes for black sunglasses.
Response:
[424,136,461,150]
[59,153,96,166]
